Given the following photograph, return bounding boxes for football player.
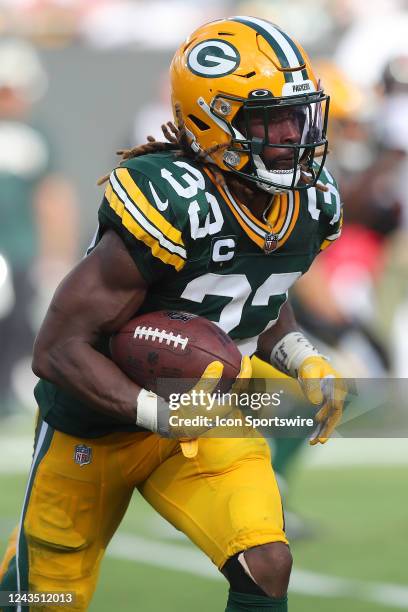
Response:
[0,17,346,612]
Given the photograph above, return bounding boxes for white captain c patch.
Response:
[211,237,236,262]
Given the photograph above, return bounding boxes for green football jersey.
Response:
[35,151,342,437]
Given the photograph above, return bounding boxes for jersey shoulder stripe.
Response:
[114,168,185,249]
[105,169,187,271]
[320,209,343,250]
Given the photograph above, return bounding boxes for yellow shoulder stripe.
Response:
[104,177,185,271]
[320,238,332,251]
[105,183,124,217]
[115,168,185,248]
[121,209,186,270]
[321,210,343,251]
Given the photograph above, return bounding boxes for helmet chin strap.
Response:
[253,154,301,194]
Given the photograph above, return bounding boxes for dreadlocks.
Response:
[98,102,327,194]
[98,103,227,187]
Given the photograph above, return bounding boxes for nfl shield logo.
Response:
[263,232,278,254]
[74,444,92,466]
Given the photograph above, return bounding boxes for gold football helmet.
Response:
[170,16,329,194]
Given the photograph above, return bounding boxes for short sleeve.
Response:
[98,165,187,282]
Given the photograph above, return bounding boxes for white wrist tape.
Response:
[136,388,159,432]
[270,331,320,377]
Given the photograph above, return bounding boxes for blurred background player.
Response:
[290,60,390,377]
[259,40,408,538]
[373,54,408,376]
[0,38,78,418]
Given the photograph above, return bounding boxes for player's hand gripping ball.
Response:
[110,311,251,455]
[110,310,243,396]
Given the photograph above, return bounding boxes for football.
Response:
[110,310,242,397]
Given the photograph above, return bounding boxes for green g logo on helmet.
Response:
[187,39,240,78]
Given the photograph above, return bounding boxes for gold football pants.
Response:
[0,360,288,611]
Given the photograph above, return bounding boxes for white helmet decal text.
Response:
[282,80,316,96]
[187,39,240,78]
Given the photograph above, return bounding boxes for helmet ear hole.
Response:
[188,114,211,131]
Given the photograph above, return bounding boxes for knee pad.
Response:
[222,552,268,596]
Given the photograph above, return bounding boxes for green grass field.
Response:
[0,424,407,611]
